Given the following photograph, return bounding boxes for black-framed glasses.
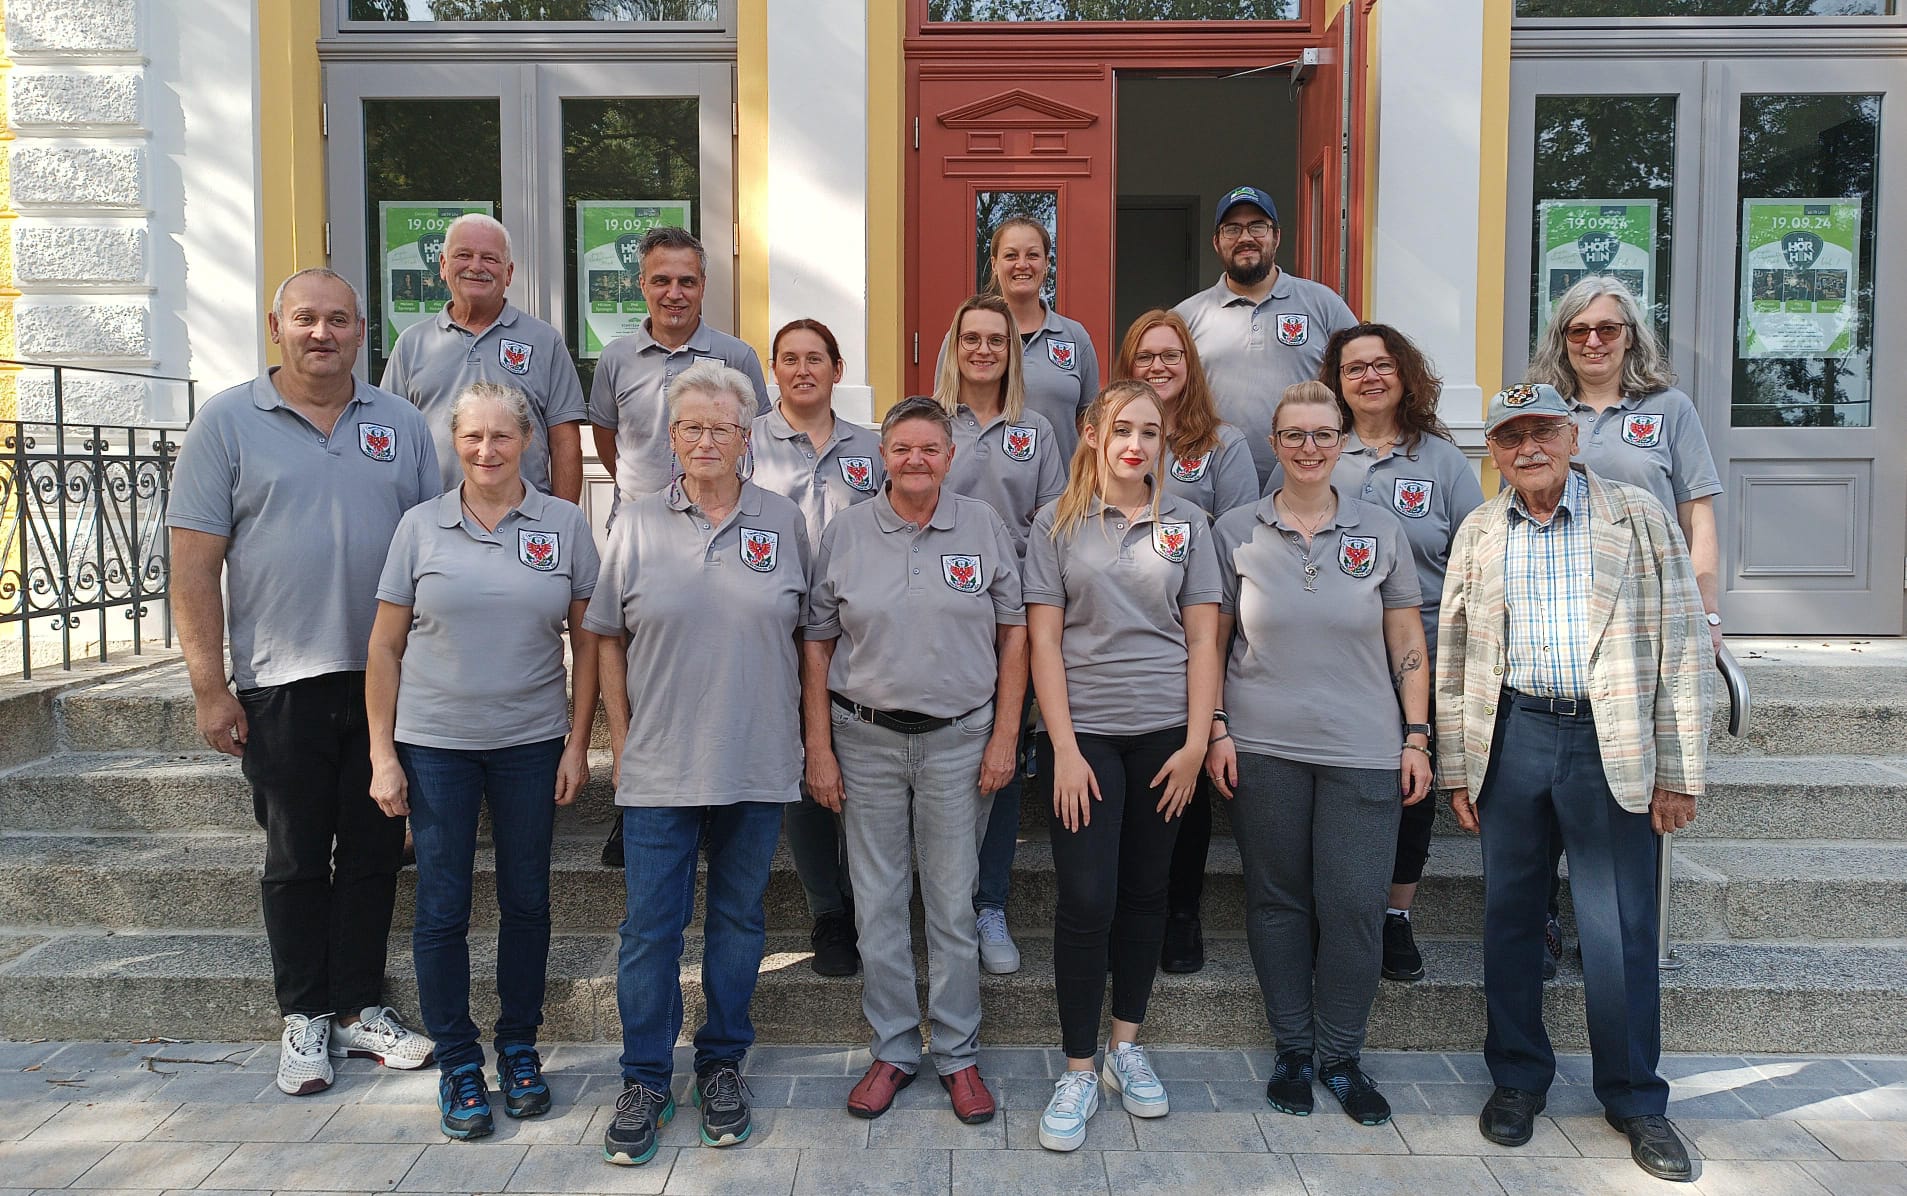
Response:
[1340,360,1399,381]
[1487,422,1570,448]
[1274,428,1342,449]
[1217,220,1275,242]
[1564,321,1627,345]
[1132,349,1185,368]
[670,420,745,446]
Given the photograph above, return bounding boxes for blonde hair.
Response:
[1273,379,1343,433]
[933,294,1027,423]
[1048,380,1165,542]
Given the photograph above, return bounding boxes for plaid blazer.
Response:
[1433,466,1712,812]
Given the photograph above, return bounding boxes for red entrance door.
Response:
[911,65,1115,396]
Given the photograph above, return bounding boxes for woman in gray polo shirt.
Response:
[1023,380,1223,1152]
[1207,381,1432,1129]
[366,381,600,1141]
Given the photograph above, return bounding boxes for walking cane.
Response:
[1660,644,1751,970]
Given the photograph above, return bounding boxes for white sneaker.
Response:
[277,1013,334,1096]
[976,908,1021,975]
[1038,1070,1099,1152]
[327,1005,435,1070]
[1101,1041,1169,1117]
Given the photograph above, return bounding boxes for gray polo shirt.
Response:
[1173,270,1358,485]
[1212,492,1421,770]
[935,304,1100,462]
[1570,385,1722,519]
[379,302,587,495]
[1163,423,1260,520]
[944,404,1068,557]
[587,319,770,501]
[376,487,598,751]
[1267,431,1483,661]
[748,405,886,545]
[167,373,441,690]
[1022,492,1223,737]
[803,489,1025,718]
[581,480,809,807]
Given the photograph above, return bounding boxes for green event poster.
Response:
[576,200,694,358]
[1738,198,1862,359]
[1535,200,1657,338]
[378,201,495,355]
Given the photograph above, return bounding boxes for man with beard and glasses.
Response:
[383,213,587,503]
[1174,185,1357,487]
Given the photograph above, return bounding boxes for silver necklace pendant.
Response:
[1303,561,1320,592]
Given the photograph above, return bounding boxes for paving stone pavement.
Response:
[1,1040,1904,1194]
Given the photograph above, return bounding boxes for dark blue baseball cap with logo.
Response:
[1214,185,1278,230]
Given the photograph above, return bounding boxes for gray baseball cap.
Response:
[1485,382,1572,435]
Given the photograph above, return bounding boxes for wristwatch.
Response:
[1705,612,1722,627]
[1403,722,1433,739]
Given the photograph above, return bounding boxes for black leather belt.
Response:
[1503,688,1591,718]
[830,692,956,735]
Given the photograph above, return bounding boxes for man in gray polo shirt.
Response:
[588,226,769,503]
[381,213,586,501]
[168,268,440,1098]
[1174,185,1358,485]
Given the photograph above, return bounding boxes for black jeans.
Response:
[1041,726,1185,1061]
[239,671,404,1017]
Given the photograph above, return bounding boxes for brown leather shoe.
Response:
[939,1065,996,1124]
[847,1061,915,1119]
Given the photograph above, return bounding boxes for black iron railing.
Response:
[1,360,197,678]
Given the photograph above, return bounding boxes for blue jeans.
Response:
[974,695,1032,912]
[401,736,564,1076]
[616,801,783,1090]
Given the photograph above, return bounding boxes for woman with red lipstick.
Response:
[1022,379,1222,1151]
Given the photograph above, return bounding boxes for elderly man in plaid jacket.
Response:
[1434,383,1713,1183]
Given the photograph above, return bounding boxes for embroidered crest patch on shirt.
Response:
[358,422,397,462]
[519,530,559,571]
[942,554,982,593]
[1338,533,1377,578]
[740,528,779,572]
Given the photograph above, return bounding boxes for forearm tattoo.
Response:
[1391,648,1424,691]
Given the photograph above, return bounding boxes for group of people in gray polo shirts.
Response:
[168,183,1723,1181]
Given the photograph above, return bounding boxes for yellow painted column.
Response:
[736,0,769,352]
[865,0,904,415]
[256,0,325,364]
[1476,0,1513,490]
[0,2,17,420]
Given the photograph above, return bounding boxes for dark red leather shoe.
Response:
[847,1061,915,1119]
[939,1065,996,1124]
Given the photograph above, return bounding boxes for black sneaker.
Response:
[601,810,624,869]
[496,1045,551,1119]
[1382,912,1425,982]
[603,1080,674,1166]
[810,911,860,977]
[1160,915,1205,974]
[1264,1049,1314,1116]
[693,1062,753,1147]
[438,1062,494,1140]
[1320,1058,1391,1126]
[1543,916,1563,981]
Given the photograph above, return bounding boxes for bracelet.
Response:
[1401,742,1431,757]
[1211,709,1230,724]
[1211,731,1232,744]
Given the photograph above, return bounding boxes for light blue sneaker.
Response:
[1037,1070,1099,1152]
[1101,1042,1169,1117]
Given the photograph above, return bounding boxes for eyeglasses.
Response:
[958,332,1011,351]
[1132,349,1185,368]
[1274,428,1342,449]
[670,421,744,446]
[1340,359,1398,381]
[1486,422,1570,448]
[1564,321,1628,345]
[1217,220,1275,242]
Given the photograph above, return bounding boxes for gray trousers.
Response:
[1231,750,1401,1063]
[833,702,995,1075]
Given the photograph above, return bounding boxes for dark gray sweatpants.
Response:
[1231,750,1401,1063]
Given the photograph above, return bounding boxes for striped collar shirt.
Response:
[1503,468,1593,700]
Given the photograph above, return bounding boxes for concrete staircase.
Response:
[1,645,1904,1053]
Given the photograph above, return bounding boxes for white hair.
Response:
[271,267,365,323]
[450,381,534,439]
[666,359,756,426]
[444,212,513,262]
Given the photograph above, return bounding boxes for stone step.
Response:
[1711,663,1907,757]
[1,929,1903,1055]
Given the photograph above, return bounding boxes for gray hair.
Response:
[666,359,756,426]
[271,267,365,323]
[449,381,534,439]
[1528,275,1675,399]
[444,212,513,262]
[881,394,954,445]
[638,225,708,279]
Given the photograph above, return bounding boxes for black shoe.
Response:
[1543,916,1562,981]
[1381,912,1424,982]
[1478,1085,1546,1146]
[602,1080,674,1166]
[1606,1112,1692,1182]
[496,1045,551,1119]
[809,911,860,977]
[1160,915,1204,974]
[694,1062,753,1147]
[1320,1059,1391,1126]
[1264,1049,1314,1116]
[601,810,624,869]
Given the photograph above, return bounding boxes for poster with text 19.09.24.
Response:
[378,201,495,355]
[1737,198,1862,360]
[576,200,694,359]
[1536,199,1658,340]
